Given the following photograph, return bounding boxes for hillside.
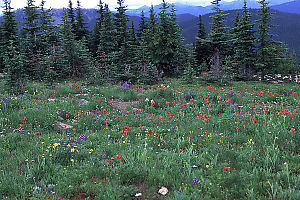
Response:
[271,0,300,14]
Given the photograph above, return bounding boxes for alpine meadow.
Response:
[0,0,299,199]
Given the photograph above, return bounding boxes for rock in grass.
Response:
[76,99,89,105]
[158,186,168,195]
[54,121,73,133]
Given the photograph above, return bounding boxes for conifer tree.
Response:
[153,1,184,76]
[1,0,18,72]
[75,0,88,40]
[113,0,129,66]
[232,0,256,79]
[144,5,157,61]
[67,0,76,33]
[61,9,78,77]
[89,0,104,56]
[137,10,147,40]
[21,0,41,78]
[96,4,117,81]
[208,0,229,72]
[3,40,27,92]
[22,0,40,51]
[195,15,210,72]
[256,0,284,79]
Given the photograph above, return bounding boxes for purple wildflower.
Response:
[192,177,199,186]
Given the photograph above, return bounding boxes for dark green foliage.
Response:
[3,41,27,92]
[152,1,184,76]
[195,15,211,68]
[88,0,104,56]
[256,0,286,78]
[67,0,76,33]
[209,0,229,57]
[231,0,256,79]
[1,0,18,72]
[183,50,197,83]
[75,0,88,40]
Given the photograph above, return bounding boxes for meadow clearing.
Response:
[0,79,299,199]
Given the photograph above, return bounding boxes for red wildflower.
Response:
[73,128,76,132]
[148,129,153,134]
[179,149,182,153]
[116,155,121,159]
[220,142,223,144]
[224,166,230,171]
[252,118,257,123]
[24,117,27,122]
[36,132,40,135]
[290,128,295,132]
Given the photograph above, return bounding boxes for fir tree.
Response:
[113,0,129,65]
[61,9,78,77]
[96,4,117,81]
[232,0,256,79]
[256,0,285,79]
[144,5,157,61]
[22,0,40,51]
[153,1,184,76]
[2,0,17,42]
[195,15,210,72]
[184,50,197,83]
[3,40,27,93]
[67,0,76,33]
[89,0,104,56]
[137,10,147,40]
[75,0,88,40]
[1,1,18,72]
[208,0,229,71]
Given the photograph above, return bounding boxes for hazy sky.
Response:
[0,0,236,12]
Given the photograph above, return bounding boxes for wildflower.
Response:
[116,155,121,159]
[192,177,199,185]
[179,149,182,153]
[220,142,223,144]
[224,166,230,171]
[102,154,107,159]
[71,148,75,152]
[148,129,153,134]
[290,128,295,132]
[170,125,175,135]
[24,117,27,122]
[36,132,40,135]
[252,118,258,123]
[119,161,123,165]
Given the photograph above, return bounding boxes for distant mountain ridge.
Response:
[271,0,300,14]
[127,0,295,16]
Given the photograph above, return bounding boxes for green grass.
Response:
[0,79,299,199]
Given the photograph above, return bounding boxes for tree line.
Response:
[0,0,299,90]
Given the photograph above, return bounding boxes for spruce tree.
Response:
[208,0,229,72]
[113,0,129,66]
[195,15,210,72]
[68,0,76,33]
[232,0,256,79]
[3,40,27,93]
[89,0,104,56]
[153,1,184,76]
[1,0,18,72]
[256,0,284,79]
[137,10,147,41]
[96,4,117,81]
[61,9,78,77]
[144,5,157,61]
[75,0,88,40]
[21,0,41,78]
